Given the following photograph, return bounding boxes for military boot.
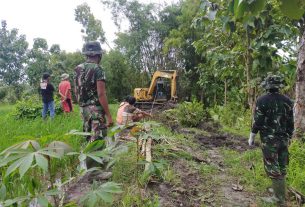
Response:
[272,178,287,207]
[261,179,287,206]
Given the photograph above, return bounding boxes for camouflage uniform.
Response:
[251,74,294,179]
[74,61,107,142]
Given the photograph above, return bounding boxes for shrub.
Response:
[12,95,62,119]
[176,100,205,127]
[208,102,251,130]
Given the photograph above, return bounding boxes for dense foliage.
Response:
[176,100,205,127]
[12,95,62,119]
[0,1,305,204]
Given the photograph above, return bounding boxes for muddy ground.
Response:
[63,107,299,206]
[147,118,258,207]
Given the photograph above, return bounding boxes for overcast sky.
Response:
[0,0,178,52]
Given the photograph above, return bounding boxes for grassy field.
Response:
[0,103,304,206]
[0,103,119,151]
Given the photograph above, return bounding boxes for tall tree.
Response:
[26,38,50,87]
[102,50,143,101]
[103,0,178,73]
[163,0,205,101]
[0,20,28,85]
[193,0,297,107]
[75,3,106,44]
[230,0,305,136]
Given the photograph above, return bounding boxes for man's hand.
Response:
[248,132,256,146]
[106,115,113,127]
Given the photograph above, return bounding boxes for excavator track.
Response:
[134,101,165,110]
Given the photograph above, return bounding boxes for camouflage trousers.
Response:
[80,105,107,142]
[261,140,289,179]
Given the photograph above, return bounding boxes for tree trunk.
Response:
[294,29,305,137]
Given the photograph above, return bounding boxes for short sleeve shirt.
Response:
[74,61,106,106]
[40,81,55,103]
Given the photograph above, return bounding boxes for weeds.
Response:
[287,140,305,195]
[221,148,271,194]
[209,102,251,136]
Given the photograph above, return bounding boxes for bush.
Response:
[208,102,251,130]
[12,95,62,119]
[176,100,205,127]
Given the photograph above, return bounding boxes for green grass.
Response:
[221,148,271,194]
[0,104,119,151]
[287,140,305,195]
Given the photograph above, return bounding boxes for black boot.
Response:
[272,178,287,207]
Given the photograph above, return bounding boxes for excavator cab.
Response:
[154,80,168,101]
[134,70,178,108]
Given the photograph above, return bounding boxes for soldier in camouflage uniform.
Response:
[74,41,113,142]
[249,74,294,206]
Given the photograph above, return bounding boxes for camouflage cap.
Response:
[261,73,285,90]
[82,41,102,56]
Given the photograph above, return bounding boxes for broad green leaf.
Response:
[67,152,79,156]
[90,150,109,157]
[39,150,62,158]
[29,140,41,150]
[279,0,305,19]
[86,167,101,173]
[67,152,79,155]
[47,141,72,155]
[37,196,49,207]
[84,140,105,153]
[87,193,98,207]
[79,193,89,204]
[100,182,123,193]
[4,196,28,206]
[5,157,25,177]
[0,141,32,156]
[19,154,34,177]
[97,191,113,204]
[0,154,25,167]
[35,154,48,172]
[87,154,104,164]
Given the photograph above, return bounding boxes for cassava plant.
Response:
[0,140,71,206]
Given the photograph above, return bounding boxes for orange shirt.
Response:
[58,80,71,100]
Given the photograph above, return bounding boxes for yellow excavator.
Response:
[134,70,178,107]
